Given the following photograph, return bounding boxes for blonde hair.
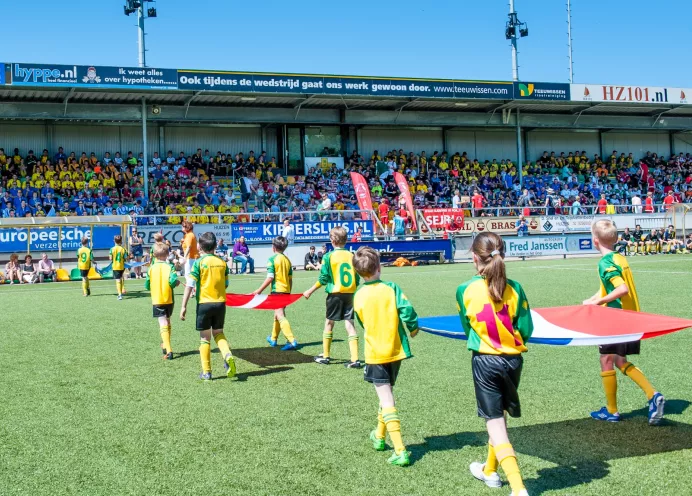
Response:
[153,233,164,243]
[153,242,169,260]
[353,246,380,277]
[592,219,618,247]
[330,226,348,247]
[471,232,507,303]
[181,220,193,232]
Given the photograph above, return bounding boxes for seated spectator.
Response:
[304,246,321,271]
[232,235,255,274]
[5,254,22,284]
[21,255,38,284]
[215,238,230,262]
[37,253,55,283]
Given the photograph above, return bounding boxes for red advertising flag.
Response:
[226,293,303,310]
[422,208,465,229]
[350,172,374,221]
[393,171,417,230]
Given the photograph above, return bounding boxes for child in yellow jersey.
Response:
[145,243,180,361]
[584,220,665,425]
[303,227,361,367]
[109,235,128,300]
[458,232,533,496]
[180,232,235,381]
[77,237,94,297]
[253,236,298,351]
[352,247,418,467]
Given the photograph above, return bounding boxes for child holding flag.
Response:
[303,227,361,368]
[145,243,180,361]
[254,236,299,351]
[180,232,236,380]
[583,219,665,425]
[353,246,419,467]
[458,232,533,496]
[109,235,128,300]
[77,237,94,297]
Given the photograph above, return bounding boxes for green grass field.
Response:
[1,256,691,496]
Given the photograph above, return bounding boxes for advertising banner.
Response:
[0,64,5,85]
[393,172,417,229]
[422,208,465,229]
[178,70,512,100]
[350,172,374,221]
[335,239,454,261]
[571,83,690,105]
[229,220,374,243]
[137,224,185,245]
[514,82,570,101]
[447,216,540,235]
[0,225,120,253]
[504,235,598,258]
[10,63,178,90]
[540,215,597,233]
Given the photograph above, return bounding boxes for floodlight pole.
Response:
[567,0,574,83]
[509,0,519,81]
[137,4,146,68]
[142,97,149,201]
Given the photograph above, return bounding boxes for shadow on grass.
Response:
[233,346,320,367]
[408,399,692,494]
[89,291,149,299]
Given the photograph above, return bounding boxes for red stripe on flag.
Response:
[226,293,303,310]
[535,306,692,337]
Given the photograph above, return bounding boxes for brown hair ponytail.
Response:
[471,232,507,303]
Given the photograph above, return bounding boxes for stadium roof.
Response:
[2,86,691,119]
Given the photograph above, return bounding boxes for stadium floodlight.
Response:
[122,0,158,68]
[506,1,528,81]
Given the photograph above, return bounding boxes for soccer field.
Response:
[1,256,691,496]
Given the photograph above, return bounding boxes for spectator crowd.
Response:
[2,144,692,229]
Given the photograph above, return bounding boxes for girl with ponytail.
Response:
[457,232,534,496]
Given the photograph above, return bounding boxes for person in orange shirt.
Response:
[181,220,200,288]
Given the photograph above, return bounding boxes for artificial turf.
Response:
[1,256,691,495]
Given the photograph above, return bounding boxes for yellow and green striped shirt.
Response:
[598,252,640,311]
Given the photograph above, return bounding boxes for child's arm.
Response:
[303,256,330,299]
[514,286,534,342]
[584,284,629,306]
[253,277,272,295]
[393,283,419,337]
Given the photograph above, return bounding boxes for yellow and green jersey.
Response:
[189,254,229,304]
[145,261,178,305]
[316,248,360,293]
[598,252,640,311]
[110,245,128,271]
[267,253,293,293]
[354,280,418,364]
[77,246,93,270]
[456,276,533,355]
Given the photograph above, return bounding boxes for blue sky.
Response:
[3,0,689,86]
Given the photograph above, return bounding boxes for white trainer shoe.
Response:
[511,489,529,496]
[469,462,502,488]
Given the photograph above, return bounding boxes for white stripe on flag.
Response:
[530,310,644,346]
[237,295,268,309]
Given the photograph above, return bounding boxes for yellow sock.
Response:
[115,280,121,295]
[199,339,211,373]
[323,331,333,358]
[271,320,281,341]
[496,443,525,493]
[382,407,405,454]
[160,325,172,353]
[120,279,125,294]
[601,370,618,414]
[214,333,232,358]
[82,279,89,295]
[375,407,386,440]
[483,443,499,476]
[279,318,295,343]
[619,362,655,400]
[348,335,359,362]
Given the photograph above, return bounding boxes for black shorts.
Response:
[364,360,402,386]
[80,269,90,278]
[153,304,173,318]
[472,353,523,419]
[196,302,226,331]
[113,270,124,280]
[131,246,143,257]
[599,340,640,356]
[326,293,354,321]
